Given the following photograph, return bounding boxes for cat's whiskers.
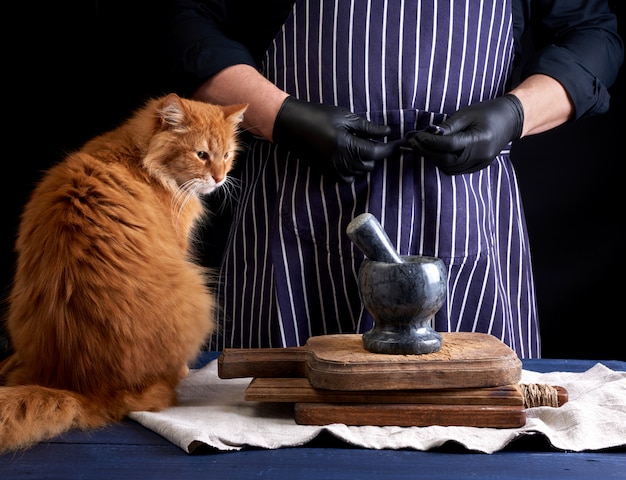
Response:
[171,180,201,234]
[208,176,241,213]
[216,176,240,212]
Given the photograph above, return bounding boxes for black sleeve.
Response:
[167,0,293,95]
[513,0,624,119]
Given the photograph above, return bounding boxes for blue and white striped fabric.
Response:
[212,0,540,358]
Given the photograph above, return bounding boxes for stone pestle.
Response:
[346,213,404,264]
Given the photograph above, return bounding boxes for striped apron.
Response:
[212,0,541,358]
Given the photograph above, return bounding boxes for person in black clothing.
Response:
[163,0,622,357]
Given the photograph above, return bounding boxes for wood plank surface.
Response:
[3,440,623,480]
[294,403,528,428]
[218,347,307,378]
[219,332,523,390]
[245,378,525,405]
[306,333,522,390]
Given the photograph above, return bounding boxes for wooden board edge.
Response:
[307,362,522,390]
[245,378,525,405]
[294,403,527,428]
[217,347,308,378]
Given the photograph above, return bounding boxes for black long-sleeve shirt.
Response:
[166,0,623,119]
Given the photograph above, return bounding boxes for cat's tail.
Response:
[0,384,110,453]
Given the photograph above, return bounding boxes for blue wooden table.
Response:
[2,355,625,480]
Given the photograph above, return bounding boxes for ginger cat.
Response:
[0,93,247,452]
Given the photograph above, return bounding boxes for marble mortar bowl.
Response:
[359,255,447,355]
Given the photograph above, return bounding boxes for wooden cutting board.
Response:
[219,333,522,390]
[244,377,568,406]
[294,403,528,428]
[219,334,566,428]
[244,378,567,428]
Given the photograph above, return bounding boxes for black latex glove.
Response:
[406,94,524,175]
[273,96,399,183]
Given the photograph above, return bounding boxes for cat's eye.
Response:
[224,152,229,160]
[197,151,209,161]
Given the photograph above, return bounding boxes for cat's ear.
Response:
[222,103,249,125]
[158,94,188,130]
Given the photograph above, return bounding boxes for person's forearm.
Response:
[193,68,573,141]
[509,74,574,137]
[191,64,289,141]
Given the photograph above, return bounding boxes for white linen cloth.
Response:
[129,361,626,454]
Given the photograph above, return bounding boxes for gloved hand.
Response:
[406,94,524,175]
[273,96,399,183]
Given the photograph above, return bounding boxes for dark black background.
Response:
[2,2,624,360]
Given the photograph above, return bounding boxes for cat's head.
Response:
[143,93,248,196]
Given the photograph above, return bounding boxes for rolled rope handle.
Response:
[519,384,568,408]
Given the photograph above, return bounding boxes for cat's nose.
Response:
[212,173,225,183]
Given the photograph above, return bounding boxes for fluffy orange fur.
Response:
[0,93,247,453]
